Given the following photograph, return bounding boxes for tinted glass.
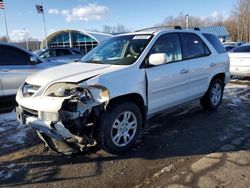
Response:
[56,49,72,56]
[225,46,235,52]
[149,33,182,63]
[181,33,209,59]
[0,45,31,65]
[232,45,250,52]
[203,33,226,54]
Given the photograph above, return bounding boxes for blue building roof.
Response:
[199,26,229,38]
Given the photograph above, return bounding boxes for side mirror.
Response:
[30,56,38,65]
[149,53,167,66]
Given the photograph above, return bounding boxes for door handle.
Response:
[210,63,216,67]
[180,69,189,74]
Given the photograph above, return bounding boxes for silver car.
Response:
[0,42,65,97]
[34,48,85,63]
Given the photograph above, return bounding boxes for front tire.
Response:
[200,78,224,111]
[96,101,142,154]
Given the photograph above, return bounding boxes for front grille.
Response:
[21,106,38,117]
[22,83,40,97]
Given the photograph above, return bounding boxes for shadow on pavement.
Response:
[0,96,17,113]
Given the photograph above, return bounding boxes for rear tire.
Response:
[200,78,224,111]
[96,101,142,154]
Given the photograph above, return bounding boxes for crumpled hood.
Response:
[26,62,125,86]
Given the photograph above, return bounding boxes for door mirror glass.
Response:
[149,53,167,66]
[30,56,38,64]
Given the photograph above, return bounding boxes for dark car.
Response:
[34,48,85,63]
[0,42,65,97]
[224,45,235,52]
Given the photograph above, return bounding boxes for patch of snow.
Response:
[153,164,174,178]
[224,84,250,107]
[0,171,12,179]
[7,164,16,169]
[0,112,30,147]
[228,98,242,107]
[0,112,16,123]
[6,125,30,145]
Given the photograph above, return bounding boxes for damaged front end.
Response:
[18,83,110,155]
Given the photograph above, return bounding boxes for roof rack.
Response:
[135,26,182,32]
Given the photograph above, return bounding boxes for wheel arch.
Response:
[212,73,226,85]
[108,93,147,127]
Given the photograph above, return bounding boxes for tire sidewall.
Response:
[207,79,224,109]
[98,102,142,154]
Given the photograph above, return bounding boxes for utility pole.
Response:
[186,14,189,29]
[1,0,10,42]
[36,4,48,48]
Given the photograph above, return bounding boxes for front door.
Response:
[145,33,190,114]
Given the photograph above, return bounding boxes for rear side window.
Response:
[203,33,226,54]
[181,33,210,60]
[0,45,31,65]
[232,45,250,52]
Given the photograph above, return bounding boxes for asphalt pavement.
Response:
[0,78,249,188]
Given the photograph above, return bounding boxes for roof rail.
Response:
[194,27,200,31]
[135,26,182,32]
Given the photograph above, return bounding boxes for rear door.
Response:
[146,33,190,114]
[180,33,213,100]
[0,45,41,96]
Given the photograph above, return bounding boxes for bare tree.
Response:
[0,36,8,42]
[102,24,129,34]
[231,0,250,42]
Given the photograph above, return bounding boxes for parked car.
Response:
[0,42,65,97]
[34,48,85,63]
[16,28,230,155]
[224,45,235,52]
[229,44,250,77]
[223,41,243,47]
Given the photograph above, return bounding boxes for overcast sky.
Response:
[0,0,237,41]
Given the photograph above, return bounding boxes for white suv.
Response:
[16,28,230,155]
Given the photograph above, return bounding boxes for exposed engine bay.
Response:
[18,84,110,155]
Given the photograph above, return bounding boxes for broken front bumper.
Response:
[16,106,91,154]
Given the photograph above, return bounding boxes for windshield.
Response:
[81,35,152,65]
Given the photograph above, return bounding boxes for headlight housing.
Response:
[44,83,110,103]
[44,83,79,97]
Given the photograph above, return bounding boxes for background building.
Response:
[40,29,112,54]
[199,26,230,42]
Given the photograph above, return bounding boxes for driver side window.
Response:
[148,33,182,64]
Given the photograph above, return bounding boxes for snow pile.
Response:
[0,112,30,147]
[0,163,21,180]
[224,84,250,106]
